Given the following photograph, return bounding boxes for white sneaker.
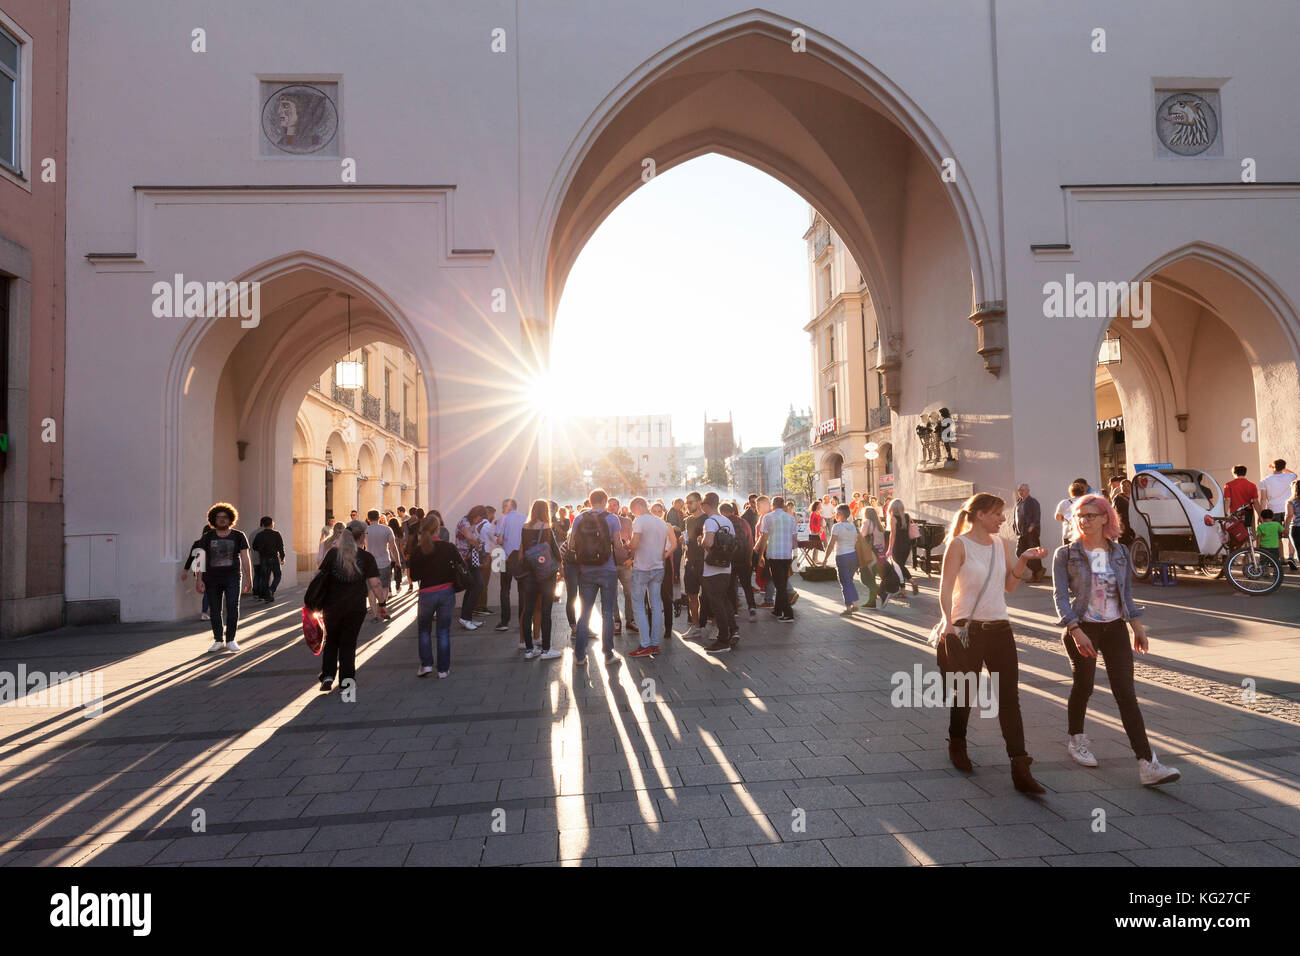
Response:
[1067,733,1098,768]
[540,648,562,660]
[206,641,224,653]
[517,642,526,649]
[226,641,241,652]
[524,648,541,660]
[437,671,449,679]
[461,619,481,630]
[1138,754,1181,786]
[200,612,210,621]
[417,665,433,677]
[682,625,699,640]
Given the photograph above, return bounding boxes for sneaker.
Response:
[540,648,562,660]
[728,635,739,649]
[840,607,855,617]
[705,638,733,655]
[524,648,541,660]
[778,614,794,623]
[757,602,774,609]
[627,622,639,633]
[1067,733,1098,768]
[495,623,511,632]
[319,678,333,692]
[226,641,241,652]
[517,641,526,649]
[682,625,699,640]
[200,612,210,621]
[463,619,483,630]
[628,646,657,658]
[879,592,891,609]
[1138,754,1181,786]
[206,641,224,653]
[418,665,433,677]
[748,608,756,619]
[789,591,800,605]
[437,671,448,679]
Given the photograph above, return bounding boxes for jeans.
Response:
[321,605,366,683]
[937,621,1026,757]
[576,567,618,662]
[731,560,756,610]
[417,587,456,672]
[702,573,736,640]
[1016,530,1042,577]
[460,564,483,621]
[767,557,792,617]
[206,575,241,642]
[520,574,555,651]
[835,552,859,606]
[253,556,281,598]
[563,561,580,628]
[1062,620,1152,760]
[630,566,665,648]
[500,552,520,625]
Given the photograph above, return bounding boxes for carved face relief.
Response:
[1156,92,1218,156]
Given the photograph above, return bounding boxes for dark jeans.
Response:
[461,563,483,621]
[731,559,756,610]
[563,561,580,628]
[1016,530,1042,576]
[660,557,674,632]
[206,575,241,642]
[702,573,736,639]
[767,557,792,617]
[500,552,520,625]
[417,587,456,672]
[576,567,617,661]
[321,605,366,683]
[937,621,1027,758]
[1062,620,1152,761]
[520,574,555,651]
[253,556,281,598]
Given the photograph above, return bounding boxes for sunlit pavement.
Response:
[1,571,1298,867]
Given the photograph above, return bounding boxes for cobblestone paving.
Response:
[0,572,1297,867]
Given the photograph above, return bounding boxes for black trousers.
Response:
[321,605,366,683]
[499,551,520,624]
[1062,620,1152,761]
[731,559,756,609]
[660,556,674,629]
[563,561,579,628]
[519,575,554,651]
[767,557,792,617]
[702,573,736,639]
[936,621,1027,758]
[1015,529,1042,576]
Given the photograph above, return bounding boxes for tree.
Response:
[784,451,816,506]
[704,459,728,491]
[594,446,647,498]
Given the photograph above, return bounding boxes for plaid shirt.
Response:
[759,509,797,560]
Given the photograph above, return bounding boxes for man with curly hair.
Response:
[194,502,253,651]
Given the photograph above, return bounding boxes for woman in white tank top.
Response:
[936,492,1047,795]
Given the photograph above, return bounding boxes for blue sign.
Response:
[1134,463,1173,472]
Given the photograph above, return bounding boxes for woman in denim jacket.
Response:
[1052,494,1179,787]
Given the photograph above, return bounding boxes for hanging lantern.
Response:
[1097,334,1122,366]
[335,294,365,388]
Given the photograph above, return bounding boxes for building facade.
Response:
[780,406,812,499]
[562,413,676,498]
[40,2,1300,625]
[702,415,737,487]
[1,1,67,637]
[727,445,778,496]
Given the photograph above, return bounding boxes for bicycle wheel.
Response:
[1130,538,1152,580]
[1225,549,1282,595]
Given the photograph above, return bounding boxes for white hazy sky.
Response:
[550,154,812,449]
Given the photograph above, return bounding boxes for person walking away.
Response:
[828,504,860,615]
[251,516,285,602]
[387,512,407,592]
[195,503,252,652]
[316,521,385,691]
[454,507,487,629]
[408,514,463,677]
[1223,465,1260,529]
[364,510,402,618]
[700,492,739,653]
[886,498,919,595]
[1052,495,1180,785]
[1054,479,1089,547]
[181,524,211,620]
[628,496,671,657]
[572,488,624,667]
[721,502,757,619]
[936,493,1047,793]
[493,498,526,632]
[518,499,563,661]
[1012,484,1044,583]
[1259,460,1299,569]
[755,495,797,622]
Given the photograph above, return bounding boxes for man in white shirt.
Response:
[1259,459,1299,569]
[1054,479,1089,547]
[494,498,526,632]
[627,497,671,657]
[755,495,798,622]
[364,510,403,615]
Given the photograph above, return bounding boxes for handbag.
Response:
[907,516,922,541]
[302,607,326,655]
[928,539,998,649]
[451,550,474,593]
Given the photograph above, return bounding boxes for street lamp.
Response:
[582,468,593,490]
[865,442,879,497]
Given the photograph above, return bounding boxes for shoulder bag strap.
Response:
[966,538,999,620]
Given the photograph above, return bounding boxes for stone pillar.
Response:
[293,457,326,573]
[333,469,359,520]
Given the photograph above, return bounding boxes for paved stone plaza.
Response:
[1,570,1298,867]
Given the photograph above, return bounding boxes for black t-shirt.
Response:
[407,540,460,588]
[202,529,249,581]
[666,508,685,532]
[251,529,284,559]
[685,512,706,562]
[319,548,380,616]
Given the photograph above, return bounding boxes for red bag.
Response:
[302,607,326,655]
[754,559,769,590]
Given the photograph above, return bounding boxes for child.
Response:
[1256,509,1285,572]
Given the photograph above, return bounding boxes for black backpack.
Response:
[704,515,739,567]
[303,552,335,611]
[573,511,613,566]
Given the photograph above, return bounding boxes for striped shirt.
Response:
[759,509,797,560]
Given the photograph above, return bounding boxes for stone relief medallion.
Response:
[1156,92,1218,156]
[261,83,339,155]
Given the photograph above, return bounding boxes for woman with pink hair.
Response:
[1051,493,1179,787]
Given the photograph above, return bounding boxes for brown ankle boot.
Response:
[948,737,973,772]
[1010,754,1046,794]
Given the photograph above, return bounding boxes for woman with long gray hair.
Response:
[886,498,919,595]
[316,520,385,692]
